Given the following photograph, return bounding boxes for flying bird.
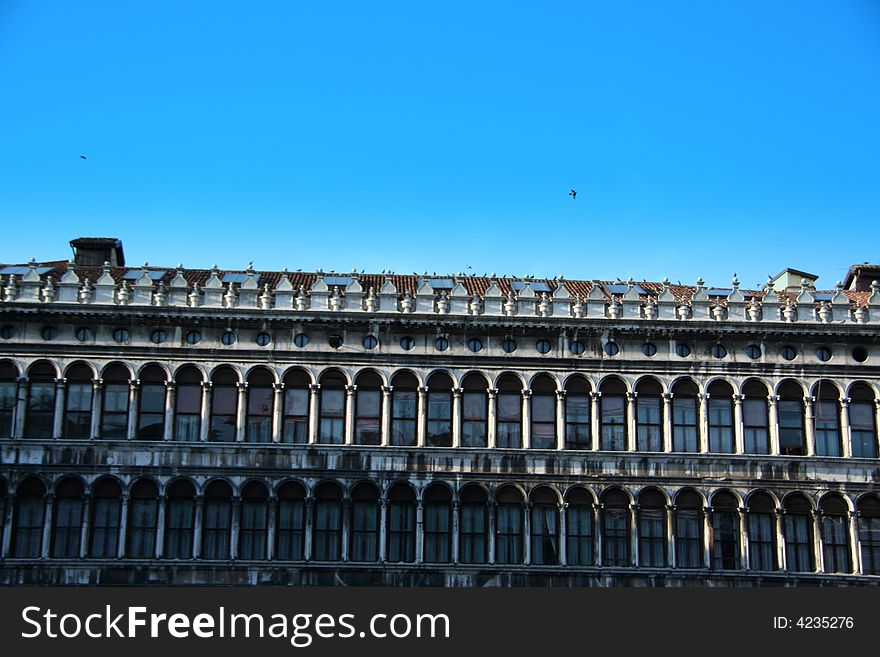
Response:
[569,189,577,200]
[80,155,87,160]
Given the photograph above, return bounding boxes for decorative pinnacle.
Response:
[731,273,739,287]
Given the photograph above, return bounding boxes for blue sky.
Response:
[1,1,878,290]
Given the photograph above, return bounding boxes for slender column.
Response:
[593,503,602,566]
[451,388,462,448]
[702,507,712,568]
[340,498,350,562]
[1,493,15,557]
[117,493,129,558]
[666,504,676,568]
[41,494,55,559]
[558,502,568,566]
[812,509,823,573]
[79,494,92,558]
[192,497,204,559]
[487,502,496,564]
[163,381,175,441]
[235,382,248,443]
[732,394,745,454]
[415,500,424,563]
[555,390,566,450]
[521,390,532,449]
[344,385,357,446]
[697,393,709,453]
[739,507,750,571]
[629,503,639,567]
[126,380,139,440]
[850,511,862,575]
[416,386,428,447]
[381,386,392,447]
[486,389,498,449]
[875,400,880,457]
[155,495,166,559]
[662,393,673,453]
[271,383,284,443]
[307,385,320,445]
[451,501,460,563]
[589,392,601,451]
[14,377,29,438]
[230,496,241,560]
[199,382,212,442]
[840,398,852,458]
[90,379,103,439]
[775,508,786,571]
[803,396,816,456]
[303,497,314,560]
[625,392,637,451]
[523,502,532,564]
[266,497,277,561]
[378,499,387,561]
[767,395,781,455]
[52,378,66,439]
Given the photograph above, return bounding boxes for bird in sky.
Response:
[569,189,577,200]
[80,155,87,160]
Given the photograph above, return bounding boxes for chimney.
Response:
[69,237,125,267]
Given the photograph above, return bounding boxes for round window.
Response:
[536,339,552,354]
[400,336,415,351]
[112,328,130,343]
[0,325,15,340]
[185,330,202,345]
[256,332,271,347]
[467,338,483,353]
[434,337,449,352]
[41,326,57,341]
[745,344,761,359]
[150,329,167,344]
[328,334,344,349]
[221,331,237,346]
[501,338,517,353]
[711,344,727,359]
[75,327,93,342]
[363,335,379,350]
[815,346,831,362]
[781,345,797,361]
[675,343,691,358]
[294,333,309,348]
[604,341,620,356]
[642,343,657,357]
[852,347,868,363]
[571,340,585,355]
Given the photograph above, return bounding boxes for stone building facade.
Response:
[0,239,879,586]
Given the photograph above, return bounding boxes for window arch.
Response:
[239,481,269,560]
[635,378,662,452]
[12,477,46,558]
[423,484,452,563]
[599,378,626,451]
[564,377,591,450]
[173,366,203,442]
[25,361,56,439]
[275,481,306,561]
[100,364,130,439]
[426,372,453,447]
[245,368,275,443]
[675,490,704,568]
[858,495,880,575]
[349,482,380,562]
[318,371,346,444]
[813,381,841,457]
[747,492,777,571]
[530,487,559,565]
[707,380,734,453]
[495,486,524,564]
[52,477,84,558]
[671,379,699,453]
[313,482,343,560]
[530,375,557,449]
[136,365,167,440]
[281,370,310,444]
[850,384,877,458]
[819,494,850,573]
[354,371,382,446]
[783,494,814,572]
[600,488,630,566]
[0,361,18,437]
[461,373,488,448]
[459,484,488,564]
[209,367,239,443]
[638,488,667,567]
[89,478,122,557]
[496,374,523,449]
[710,490,740,570]
[164,479,196,559]
[127,478,159,558]
[202,480,232,559]
[742,379,770,454]
[565,488,594,566]
[387,483,416,562]
[390,371,418,446]
[63,362,93,439]
[778,380,806,456]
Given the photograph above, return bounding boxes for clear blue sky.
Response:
[1,1,878,289]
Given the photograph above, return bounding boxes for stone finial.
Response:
[78,279,92,303]
[748,295,761,321]
[364,286,377,313]
[259,283,273,310]
[572,293,585,318]
[117,281,131,305]
[400,291,414,313]
[223,281,237,308]
[295,284,309,311]
[817,302,831,323]
[644,296,657,320]
[154,284,167,306]
[783,297,796,322]
[3,274,18,302]
[436,291,450,314]
[731,273,739,289]
[329,286,342,311]
[469,293,482,316]
[538,292,551,317]
[188,283,201,307]
[41,276,56,303]
[503,289,517,316]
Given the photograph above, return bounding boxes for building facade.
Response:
[1,239,879,586]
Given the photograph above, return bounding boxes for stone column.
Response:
[558,502,568,566]
[487,389,498,449]
[1,493,15,557]
[126,380,139,440]
[840,398,852,458]
[344,385,357,446]
[767,395,781,455]
[487,502,496,564]
[775,508,786,571]
[875,400,880,457]
[308,384,320,445]
[812,509,823,573]
[626,392,637,452]
[378,499,388,562]
[629,503,639,567]
[79,494,92,558]
[266,496,277,561]
[155,495,166,559]
[14,377,29,438]
[340,498,350,562]
[451,388,463,448]
[415,499,424,563]
[702,507,712,568]
[451,501,460,563]
[230,496,241,560]
[416,386,428,447]
[666,504,676,568]
[697,393,709,453]
[163,381,175,441]
[235,382,248,443]
[593,503,603,566]
[272,383,284,443]
[590,392,601,451]
[803,396,816,456]
[41,493,55,559]
[739,507,750,571]
[192,496,204,559]
[117,493,129,558]
[732,394,745,454]
[523,502,532,564]
[381,386,393,447]
[850,511,862,575]
[521,390,532,449]
[555,390,566,450]
[662,393,673,453]
[303,497,314,561]
[90,379,103,439]
[199,382,213,442]
[52,378,66,439]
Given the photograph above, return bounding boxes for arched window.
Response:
[675,490,703,568]
[25,361,56,439]
[390,372,418,446]
[461,373,488,448]
[814,381,841,457]
[136,365,167,440]
[707,380,734,453]
[246,369,275,443]
[318,371,346,444]
[564,377,591,450]
[64,362,93,439]
[127,479,158,558]
[495,486,523,564]
[783,494,815,572]
[275,481,306,561]
[354,372,382,446]
[496,375,523,449]
[202,480,232,559]
[282,370,310,444]
[349,483,380,562]
[565,488,594,566]
[173,366,203,442]
[89,478,122,557]
[710,491,740,570]
[747,492,777,571]
[671,379,699,452]
[99,364,129,439]
[599,378,626,451]
[387,483,416,562]
[850,384,877,458]
[164,479,196,559]
[778,380,806,456]
[12,477,46,558]
[820,494,850,573]
[313,482,342,560]
[239,481,269,560]
[530,376,557,449]
[601,488,630,566]
[530,487,559,565]
[858,495,880,575]
[209,368,238,443]
[52,477,84,558]
[459,485,487,564]
[635,378,662,452]
[0,362,18,437]
[423,484,452,563]
[426,373,452,447]
[742,380,770,454]
[638,489,667,567]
